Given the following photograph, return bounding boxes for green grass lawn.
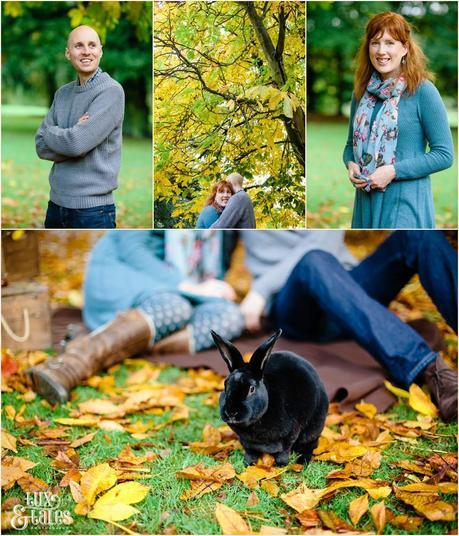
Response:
[1,114,152,229]
[307,121,458,228]
[2,360,457,535]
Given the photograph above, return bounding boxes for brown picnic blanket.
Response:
[51,308,444,413]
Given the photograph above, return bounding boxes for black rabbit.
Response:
[211,329,328,466]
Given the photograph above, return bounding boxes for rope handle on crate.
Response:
[1,308,30,342]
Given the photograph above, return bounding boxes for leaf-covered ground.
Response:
[1,354,457,535]
[1,230,457,534]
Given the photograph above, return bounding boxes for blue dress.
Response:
[196,205,220,228]
[344,81,454,229]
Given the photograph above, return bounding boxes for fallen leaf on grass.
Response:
[80,463,118,506]
[1,456,37,490]
[384,380,409,398]
[88,481,150,522]
[408,384,438,417]
[70,432,97,449]
[17,474,48,492]
[215,502,250,534]
[237,465,283,489]
[318,510,355,532]
[177,462,235,500]
[246,491,259,506]
[314,440,368,463]
[280,483,324,511]
[385,511,423,530]
[55,417,100,427]
[296,509,321,529]
[355,401,377,419]
[394,485,457,521]
[78,399,121,416]
[327,451,381,479]
[259,526,287,534]
[260,480,279,497]
[348,493,368,525]
[370,501,386,533]
[1,429,17,452]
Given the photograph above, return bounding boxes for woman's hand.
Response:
[348,162,367,189]
[240,290,266,332]
[369,165,396,190]
[179,279,236,301]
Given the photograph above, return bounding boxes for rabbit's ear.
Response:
[211,330,245,372]
[249,329,282,378]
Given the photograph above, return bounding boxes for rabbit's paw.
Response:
[274,450,290,466]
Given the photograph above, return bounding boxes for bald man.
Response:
[210,173,256,229]
[35,26,124,228]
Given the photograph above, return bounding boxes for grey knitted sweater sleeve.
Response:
[35,99,68,163]
[210,194,244,229]
[43,85,124,158]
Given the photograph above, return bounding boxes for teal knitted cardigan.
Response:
[35,72,124,209]
[343,80,454,229]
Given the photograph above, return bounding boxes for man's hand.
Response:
[369,165,396,190]
[240,290,266,332]
[179,279,236,301]
[78,113,90,124]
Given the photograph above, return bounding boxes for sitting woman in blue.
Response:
[196,180,234,228]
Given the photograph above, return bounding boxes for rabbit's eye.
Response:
[247,385,256,397]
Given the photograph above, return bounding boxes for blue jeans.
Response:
[45,201,116,229]
[271,231,457,388]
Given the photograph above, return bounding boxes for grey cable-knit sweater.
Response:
[35,72,125,209]
[210,190,256,228]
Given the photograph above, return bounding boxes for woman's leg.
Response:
[137,292,193,343]
[189,300,245,351]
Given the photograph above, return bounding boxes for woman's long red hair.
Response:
[205,180,234,210]
[354,11,434,99]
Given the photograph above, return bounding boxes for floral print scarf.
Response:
[353,72,406,192]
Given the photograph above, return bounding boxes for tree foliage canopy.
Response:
[154,1,305,228]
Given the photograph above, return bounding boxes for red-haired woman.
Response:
[343,11,453,228]
[196,180,235,228]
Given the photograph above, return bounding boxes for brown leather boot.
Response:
[422,355,458,422]
[27,309,154,404]
[151,326,194,355]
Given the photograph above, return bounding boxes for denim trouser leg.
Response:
[271,231,457,387]
[350,231,457,332]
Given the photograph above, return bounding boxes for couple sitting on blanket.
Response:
[196,173,256,229]
[28,230,457,422]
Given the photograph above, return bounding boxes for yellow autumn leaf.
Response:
[349,493,368,525]
[11,230,25,241]
[370,501,386,534]
[384,380,409,398]
[89,503,139,522]
[355,401,377,419]
[215,502,251,535]
[261,480,279,497]
[408,384,438,417]
[78,399,120,416]
[79,463,118,506]
[55,417,99,427]
[95,482,150,506]
[280,483,324,512]
[1,430,17,453]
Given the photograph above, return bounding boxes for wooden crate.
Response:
[2,281,52,351]
[2,231,40,282]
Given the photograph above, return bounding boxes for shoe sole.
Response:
[28,370,70,405]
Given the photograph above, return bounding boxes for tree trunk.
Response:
[243,2,305,170]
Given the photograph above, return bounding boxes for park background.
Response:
[307,1,458,228]
[1,1,152,229]
[154,1,305,229]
